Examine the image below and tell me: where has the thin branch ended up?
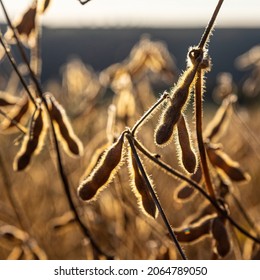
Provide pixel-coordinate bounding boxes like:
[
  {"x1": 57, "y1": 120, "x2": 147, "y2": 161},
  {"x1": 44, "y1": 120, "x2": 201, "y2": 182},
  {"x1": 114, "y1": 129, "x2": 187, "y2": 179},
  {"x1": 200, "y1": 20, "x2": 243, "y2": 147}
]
[
  {"x1": 198, "y1": 0, "x2": 225, "y2": 49},
  {"x1": 0, "y1": 33, "x2": 37, "y2": 107},
  {"x1": 195, "y1": 69, "x2": 216, "y2": 199},
  {"x1": 0, "y1": 0, "x2": 112, "y2": 259},
  {"x1": 0, "y1": 0, "x2": 42, "y2": 97},
  {"x1": 126, "y1": 133, "x2": 188, "y2": 260},
  {"x1": 0, "y1": 108, "x2": 27, "y2": 134},
  {"x1": 79, "y1": 0, "x2": 92, "y2": 5},
  {"x1": 131, "y1": 91, "x2": 169, "y2": 136}
]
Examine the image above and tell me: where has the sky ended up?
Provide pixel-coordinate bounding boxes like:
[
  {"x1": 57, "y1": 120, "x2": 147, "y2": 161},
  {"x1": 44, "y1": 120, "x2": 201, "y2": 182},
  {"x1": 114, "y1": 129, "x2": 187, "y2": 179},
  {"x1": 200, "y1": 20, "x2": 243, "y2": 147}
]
[{"x1": 0, "y1": 0, "x2": 260, "y2": 28}]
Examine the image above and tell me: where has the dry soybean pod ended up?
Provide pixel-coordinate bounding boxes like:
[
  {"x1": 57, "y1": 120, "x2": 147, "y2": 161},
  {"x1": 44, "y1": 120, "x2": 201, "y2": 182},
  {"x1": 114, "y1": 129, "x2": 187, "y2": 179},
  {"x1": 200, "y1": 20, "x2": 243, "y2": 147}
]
[
  {"x1": 78, "y1": 132, "x2": 125, "y2": 201},
  {"x1": 128, "y1": 149, "x2": 157, "y2": 218},
  {"x1": 174, "y1": 166, "x2": 202, "y2": 202},
  {"x1": 211, "y1": 217, "x2": 231, "y2": 258},
  {"x1": 206, "y1": 145, "x2": 250, "y2": 182},
  {"x1": 13, "y1": 105, "x2": 47, "y2": 171},
  {"x1": 204, "y1": 95, "x2": 236, "y2": 141},
  {"x1": 45, "y1": 93, "x2": 83, "y2": 157},
  {"x1": 174, "y1": 215, "x2": 215, "y2": 243},
  {"x1": 155, "y1": 48, "x2": 203, "y2": 146},
  {"x1": 0, "y1": 91, "x2": 19, "y2": 106},
  {"x1": 176, "y1": 113, "x2": 197, "y2": 174},
  {"x1": 0, "y1": 96, "x2": 30, "y2": 133},
  {"x1": 5, "y1": 1, "x2": 37, "y2": 48}
]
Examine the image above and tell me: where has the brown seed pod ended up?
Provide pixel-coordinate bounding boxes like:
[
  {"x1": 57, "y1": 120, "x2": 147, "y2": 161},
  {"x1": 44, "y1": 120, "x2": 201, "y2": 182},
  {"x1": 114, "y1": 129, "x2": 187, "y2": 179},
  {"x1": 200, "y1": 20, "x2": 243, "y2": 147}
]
[
  {"x1": 176, "y1": 114, "x2": 197, "y2": 173},
  {"x1": 13, "y1": 105, "x2": 47, "y2": 171},
  {"x1": 206, "y1": 144, "x2": 250, "y2": 182},
  {"x1": 174, "y1": 166, "x2": 202, "y2": 202},
  {"x1": 155, "y1": 47, "x2": 203, "y2": 146},
  {"x1": 115, "y1": 89, "x2": 136, "y2": 123},
  {"x1": 211, "y1": 217, "x2": 231, "y2": 258},
  {"x1": 0, "y1": 91, "x2": 19, "y2": 107},
  {"x1": 78, "y1": 133, "x2": 125, "y2": 201},
  {"x1": 45, "y1": 93, "x2": 83, "y2": 157},
  {"x1": 0, "y1": 96, "x2": 30, "y2": 134},
  {"x1": 204, "y1": 95, "x2": 236, "y2": 141},
  {"x1": 7, "y1": 246, "x2": 23, "y2": 260},
  {"x1": 128, "y1": 150, "x2": 157, "y2": 218},
  {"x1": 0, "y1": 224, "x2": 29, "y2": 243},
  {"x1": 174, "y1": 214, "x2": 215, "y2": 243},
  {"x1": 37, "y1": 0, "x2": 52, "y2": 14},
  {"x1": 50, "y1": 211, "x2": 75, "y2": 230},
  {"x1": 175, "y1": 185, "x2": 195, "y2": 201},
  {"x1": 5, "y1": 3, "x2": 37, "y2": 48}
]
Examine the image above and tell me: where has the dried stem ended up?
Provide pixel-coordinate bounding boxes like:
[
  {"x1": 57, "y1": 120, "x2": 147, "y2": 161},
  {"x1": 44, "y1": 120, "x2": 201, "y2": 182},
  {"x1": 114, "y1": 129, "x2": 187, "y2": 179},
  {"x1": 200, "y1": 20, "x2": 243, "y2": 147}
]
[
  {"x1": 0, "y1": 108, "x2": 26, "y2": 134},
  {"x1": 126, "y1": 133, "x2": 187, "y2": 260},
  {"x1": 195, "y1": 69, "x2": 216, "y2": 199},
  {"x1": 198, "y1": 0, "x2": 225, "y2": 49},
  {"x1": 132, "y1": 137, "x2": 260, "y2": 244},
  {"x1": 0, "y1": 33, "x2": 37, "y2": 107},
  {"x1": 0, "y1": 0, "x2": 42, "y2": 98},
  {"x1": 131, "y1": 91, "x2": 169, "y2": 136}
]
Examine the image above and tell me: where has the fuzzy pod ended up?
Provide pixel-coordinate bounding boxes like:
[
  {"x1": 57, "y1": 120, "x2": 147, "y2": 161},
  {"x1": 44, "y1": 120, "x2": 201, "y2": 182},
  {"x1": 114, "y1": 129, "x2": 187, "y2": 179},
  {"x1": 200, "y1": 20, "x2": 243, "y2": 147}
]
[
  {"x1": 0, "y1": 96, "x2": 30, "y2": 133},
  {"x1": 13, "y1": 106, "x2": 47, "y2": 171},
  {"x1": 154, "y1": 48, "x2": 203, "y2": 146},
  {"x1": 129, "y1": 150, "x2": 157, "y2": 218},
  {"x1": 45, "y1": 93, "x2": 83, "y2": 157},
  {"x1": 206, "y1": 145, "x2": 250, "y2": 182},
  {"x1": 78, "y1": 133, "x2": 125, "y2": 201},
  {"x1": 174, "y1": 215, "x2": 214, "y2": 243},
  {"x1": 211, "y1": 217, "x2": 231, "y2": 258},
  {"x1": 176, "y1": 114, "x2": 197, "y2": 173}
]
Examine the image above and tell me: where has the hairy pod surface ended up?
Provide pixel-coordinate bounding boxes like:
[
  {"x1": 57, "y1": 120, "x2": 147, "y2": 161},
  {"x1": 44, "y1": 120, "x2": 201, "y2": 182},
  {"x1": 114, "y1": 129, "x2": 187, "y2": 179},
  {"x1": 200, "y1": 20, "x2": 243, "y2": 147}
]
[
  {"x1": 129, "y1": 150, "x2": 157, "y2": 218},
  {"x1": 155, "y1": 48, "x2": 204, "y2": 146},
  {"x1": 78, "y1": 133, "x2": 125, "y2": 201}
]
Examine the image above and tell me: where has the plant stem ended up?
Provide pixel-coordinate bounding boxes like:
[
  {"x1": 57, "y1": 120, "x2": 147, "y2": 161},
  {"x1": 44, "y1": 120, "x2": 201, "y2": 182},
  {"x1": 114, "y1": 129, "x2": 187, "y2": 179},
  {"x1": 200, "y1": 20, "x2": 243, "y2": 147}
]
[
  {"x1": 132, "y1": 137, "x2": 260, "y2": 244},
  {"x1": 0, "y1": 109, "x2": 27, "y2": 134},
  {"x1": 198, "y1": 0, "x2": 225, "y2": 49},
  {"x1": 131, "y1": 91, "x2": 169, "y2": 136},
  {"x1": 126, "y1": 133, "x2": 188, "y2": 260},
  {"x1": 195, "y1": 69, "x2": 216, "y2": 199},
  {"x1": 0, "y1": 34, "x2": 37, "y2": 107},
  {"x1": 0, "y1": 0, "x2": 112, "y2": 259},
  {"x1": 0, "y1": 0, "x2": 42, "y2": 98}
]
